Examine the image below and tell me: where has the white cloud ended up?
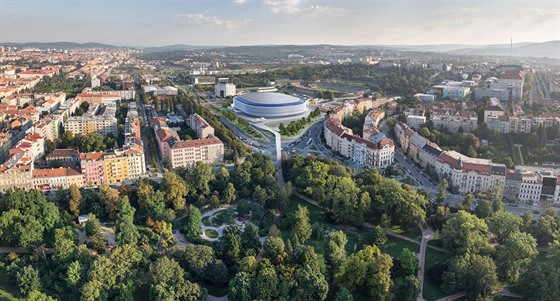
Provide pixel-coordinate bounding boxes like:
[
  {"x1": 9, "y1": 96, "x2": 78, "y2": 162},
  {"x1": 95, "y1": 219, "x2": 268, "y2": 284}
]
[
  {"x1": 518, "y1": 8, "x2": 558, "y2": 25},
  {"x1": 263, "y1": 0, "x2": 346, "y2": 17},
  {"x1": 175, "y1": 13, "x2": 251, "y2": 31},
  {"x1": 234, "y1": 0, "x2": 246, "y2": 4}
]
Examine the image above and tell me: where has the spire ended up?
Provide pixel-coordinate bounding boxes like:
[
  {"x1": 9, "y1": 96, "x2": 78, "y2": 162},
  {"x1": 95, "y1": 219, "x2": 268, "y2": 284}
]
[{"x1": 455, "y1": 157, "x2": 464, "y2": 170}]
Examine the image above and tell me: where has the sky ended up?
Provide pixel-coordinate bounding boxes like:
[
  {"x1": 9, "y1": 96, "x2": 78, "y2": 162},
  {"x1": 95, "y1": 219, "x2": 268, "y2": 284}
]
[{"x1": 0, "y1": 0, "x2": 559, "y2": 47}]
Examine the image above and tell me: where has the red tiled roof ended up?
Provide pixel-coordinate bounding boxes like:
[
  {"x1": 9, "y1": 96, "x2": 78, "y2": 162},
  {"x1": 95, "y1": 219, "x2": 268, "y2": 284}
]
[{"x1": 171, "y1": 137, "x2": 223, "y2": 149}]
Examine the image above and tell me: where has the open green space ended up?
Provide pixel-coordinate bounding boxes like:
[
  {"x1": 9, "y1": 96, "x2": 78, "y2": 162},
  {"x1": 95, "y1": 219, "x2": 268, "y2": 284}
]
[
  {"x1": 205, "y1": 229, "x2": 219, "y2": 238},
  {"x1": 423, "y1": 244, "x2": 452, "y2": 301}
]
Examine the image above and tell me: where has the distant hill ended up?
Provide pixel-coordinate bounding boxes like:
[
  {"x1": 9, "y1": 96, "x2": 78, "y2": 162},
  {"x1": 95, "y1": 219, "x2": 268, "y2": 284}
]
[
  {"x1": 385, "y1": 41, "x2": 560, "y2": 59},
  {"x1": 141, "y1": 44, "x2": 224, "y2": 53},
  {"x1": 0, "y1": 41, "x2": 122, "y2": 49}
]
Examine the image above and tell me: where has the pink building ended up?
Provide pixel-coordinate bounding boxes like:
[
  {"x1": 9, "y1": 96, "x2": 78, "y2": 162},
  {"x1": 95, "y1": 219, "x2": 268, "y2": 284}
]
[{"x1": 80, "y1": 151, "x2": 105, "y2": 186}]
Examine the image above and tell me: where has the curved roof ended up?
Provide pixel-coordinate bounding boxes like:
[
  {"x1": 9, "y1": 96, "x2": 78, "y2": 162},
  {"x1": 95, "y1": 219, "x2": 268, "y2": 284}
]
[{"x1": 235, "y1": 92, "x2": 304, "y2": 107}]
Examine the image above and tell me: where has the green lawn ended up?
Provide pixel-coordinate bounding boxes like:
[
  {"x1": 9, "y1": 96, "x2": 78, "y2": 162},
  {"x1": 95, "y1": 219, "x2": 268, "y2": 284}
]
[
  {"x1": 387, "y1": 225, "x2": 423, "y2": 241},
  {"x1": 423, "y1": 244, "x2": 451, "y2": 301},
  {"x1": 205, "y1": 229, "x2": 219, "y2": 238}
]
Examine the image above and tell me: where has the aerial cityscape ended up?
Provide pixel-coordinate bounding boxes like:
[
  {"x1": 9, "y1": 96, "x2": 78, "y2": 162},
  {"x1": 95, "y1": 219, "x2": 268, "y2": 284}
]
[{"x1": 0, "y1": 1, "x2": 559, "y2": 301}]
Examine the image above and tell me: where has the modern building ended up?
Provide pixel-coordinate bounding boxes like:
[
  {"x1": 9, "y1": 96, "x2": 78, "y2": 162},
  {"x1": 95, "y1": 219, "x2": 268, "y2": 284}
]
[
  {"x1": 214, "y1": 81, "x2": 236, "y2": 98},
  {"x1": 233, "y1": 93, "x2": 307, "y2": 118}
]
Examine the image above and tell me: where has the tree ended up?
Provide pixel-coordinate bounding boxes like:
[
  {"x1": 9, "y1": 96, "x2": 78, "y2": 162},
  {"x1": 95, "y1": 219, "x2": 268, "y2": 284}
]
[
  {"x1": 532, "y1": 213, "x2": 559, "y2": 246},
  {"x1": 324, "y1": 231, "x2": 347, "y2": 279},
  {"x1": 334, "y1": 287, "x2": 354, "y2": 301},
  {"x1": 398, "y1": 248, "x2": 419, "y2": 276},
  {"x1": 28, "y1": 290, "x2": 57, "y2": 301},
  {"x1": 519, "y1": 262, "x2": 559, "y2": 301},
  {"x1": 136, "y1": 177, "x2": 154, "y2": 210},
  {"x1": 85, "y1": 214, "x2": 101, "y2": 236},
  {"x1": 254, "y1": 260, "x2": 279, "y2": 300},
  {"x1": 474, "y1": 199, "x2": 493, "y2": 219},
  {"x1": 223, "y1": 183, "x2": 237, "y2": 204},
  {"x1": 293, "y1": 264, "x2": 329, "y2": 301},
  {"x1": 440, "y1": 211, "x2": 492, "y2": 256},
  {"x1": 291, "y1": 205, "x2": 312, "y2": 243},
  {"x1": 363, "y1": 226, "x2": 387, "y2": 247},
  {"x1": 240, "y1": 223, "x2": 261, "y2": 256},
  {"x1": 16, "y1": 265, "x2": 41, "y2": 296},
  {"x1": 487, "y1": 210, "x2": 522, "y2": 244},
  {"x1": 115, "y1": 196, "x2": 139, "y2": 245},
  {"x1": 436, "y1": 178, "x2": 448, "y2": 203},
  {"x1": 148, "y1": 257, "x2": 206, "y2": 301},
  {"x1": 263, "y1": 236, "x2": 285, "y2": 262},
  {"x1": 163, "y1": 172, "x2": 188, "y2": 210},
  {"x1": 460, "y1": 194, "x2": 474, "y2": 212},
  {"x1": 53, "y1": 227, "x2": 77, "y2": 265},
  {"x1": 100, "y1": 184, "x2": 120, "y2": 220},
  {"x1": 496, "y1": 231, "x2": 538, "y2": 282},
  {"x1": 399, "y1": 275, "x2": 420, "y2": 301},
  {"x1": 228, "y1": 272, "x2": 253, "y2": 301},
  {"x1": 252, "y1": 185, "x2": 268, "y2": 207},
  {"x1": 184, "y1": 205, "x2": 202, "y2": 238},
  {"x1": 335, "y1": 245, "x2": 393, "y2": 300},
  {"x1": 68, "y1": 184, "x2": 82, "y2": 217},
  {"x1": 443, "y1": 254, "x2": 497, "y2": 301}
]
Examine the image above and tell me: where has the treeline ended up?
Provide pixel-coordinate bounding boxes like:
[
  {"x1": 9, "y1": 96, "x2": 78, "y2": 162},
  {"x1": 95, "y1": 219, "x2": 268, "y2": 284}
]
[
  {"x1": 278, "y1": 107, "x2": 321, "y2": 136},
  {"x1": 426, "y1": 194, "x2": 560, "y2": 301},
  {"x1": 283, "y1": 155, "x2": 428, "y2": 229},
  {"x1": 177, "y1": 92, "x2": 252, "y2": 158},
  {"x1": 228, "y1": 64, "x2": 435, "y2": 98},
  {"x1": 32, "y1": 74, "x2": 90, "y2": 98},
  {"x1": 0, "y1": 153, "x2": 286, "y2": 300}
]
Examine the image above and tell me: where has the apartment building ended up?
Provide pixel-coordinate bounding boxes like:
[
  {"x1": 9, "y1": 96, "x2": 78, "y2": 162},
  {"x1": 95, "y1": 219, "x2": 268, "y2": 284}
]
[
  {"x1": 64, "y1": 104, "x2": 118, "y2": 137},
  {"x1": 324, "y1": 107, "x2": 394, "y2": 169},
  {"x1": 169, "y1": 137, "x2": 224, "y2": 168},
  {"x1": 31, "y1": 167, "x2": 83, "y2": 191},
  {"x1": 0, "y1": 153, "x2": 33, "y2": 192},
  {"x1": 190, "y1": 113, "x2": 215, "y2": 138},
  {"x1": 430, "y1": 108, "x2": 478, "y2": 133},
  {"x1": 80, "y1": 151, "x2": 105, "y2": 186}
]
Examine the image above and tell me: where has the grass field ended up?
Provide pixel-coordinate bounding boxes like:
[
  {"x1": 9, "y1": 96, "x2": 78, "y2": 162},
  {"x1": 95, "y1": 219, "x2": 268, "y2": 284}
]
[
  {"x1": 423, "y1": 244, "x2": 452, "y2": 301},
  {"x1": 287, "y1": 196, "x2": 452, "y2": 301},
  {"x1": 205, "y1": 229, "x2": 219, "y2": 238}
]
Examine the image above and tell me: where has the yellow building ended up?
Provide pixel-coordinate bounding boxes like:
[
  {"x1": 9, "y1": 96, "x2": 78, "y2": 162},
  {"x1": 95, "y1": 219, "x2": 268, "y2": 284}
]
[{"x1": 103, "y1": 152, "x2": 129, "y2": 184}]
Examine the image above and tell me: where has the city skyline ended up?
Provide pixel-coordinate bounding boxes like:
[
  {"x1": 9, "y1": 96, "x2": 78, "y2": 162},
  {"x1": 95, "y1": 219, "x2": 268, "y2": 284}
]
[{"x1": 1, "y1": 0, "x2": 559, "y2": 47}]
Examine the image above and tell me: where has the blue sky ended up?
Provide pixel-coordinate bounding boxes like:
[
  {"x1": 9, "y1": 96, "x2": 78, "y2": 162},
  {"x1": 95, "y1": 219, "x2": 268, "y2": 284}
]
[{"x1": 0, "y1": 0, "x2": 558, "y2": 46}]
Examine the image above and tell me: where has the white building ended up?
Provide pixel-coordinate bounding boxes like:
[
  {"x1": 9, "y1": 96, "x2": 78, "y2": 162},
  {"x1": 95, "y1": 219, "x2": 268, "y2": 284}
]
[{"x1": 214, "y1": 82, "x2": 236, "y2": 98}]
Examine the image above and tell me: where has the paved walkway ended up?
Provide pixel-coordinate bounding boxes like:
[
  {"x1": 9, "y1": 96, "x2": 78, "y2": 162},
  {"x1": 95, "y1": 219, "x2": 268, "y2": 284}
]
[
  {"x1": 435, "y1": 291, "x2": 466, "y2": 301},
  {"x1": 417, "y1": 225, "x2": 434, "y2": 301},
  {"x1": 207, "y1": 295, "x2": 228, "y2": 301},
  {"x1": 293, "y1": 191, "x2": 447, "y2": 253},
  {"x1": 0, "y1": 247, "x2": 55, "y2": 254},
  {"x1": 435, "y1": 288, "x2": 523, "y2": 301}
]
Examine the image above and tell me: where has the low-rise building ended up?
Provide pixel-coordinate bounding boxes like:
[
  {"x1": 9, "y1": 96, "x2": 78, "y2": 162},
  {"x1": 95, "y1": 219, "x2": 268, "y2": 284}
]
[
  {"x1": 189, "y1": 113, "x2": 214, "y2": 138},
  {"x1": 31, "y1": 167, "x2": 83, "y2": 192},
  {"x1": 45, "y1": 148, "x2": 80, "y2": 168}
]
